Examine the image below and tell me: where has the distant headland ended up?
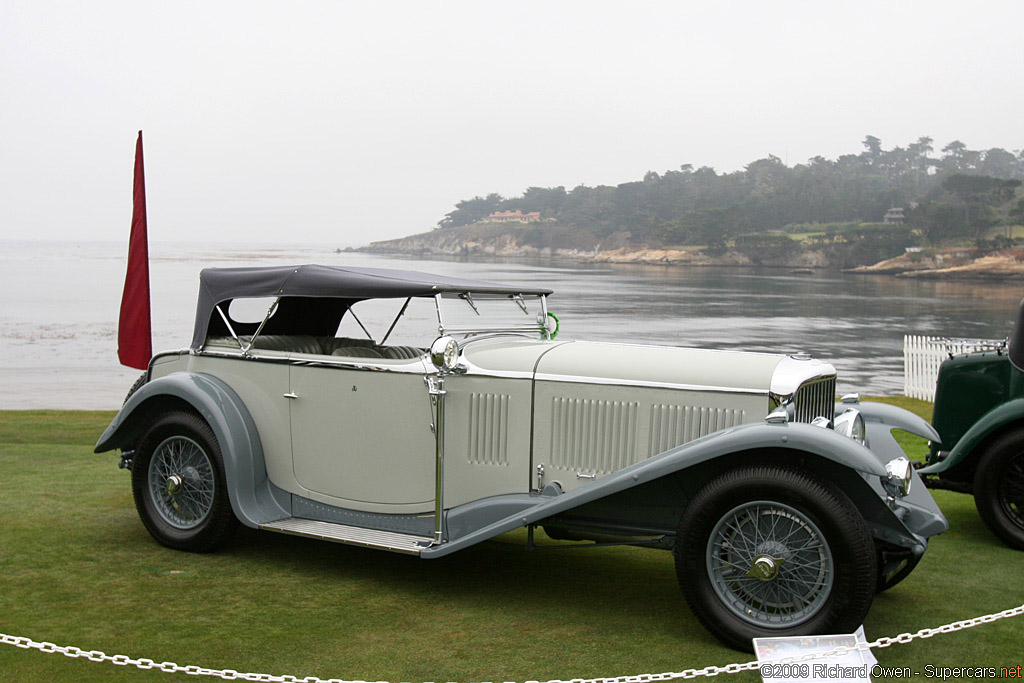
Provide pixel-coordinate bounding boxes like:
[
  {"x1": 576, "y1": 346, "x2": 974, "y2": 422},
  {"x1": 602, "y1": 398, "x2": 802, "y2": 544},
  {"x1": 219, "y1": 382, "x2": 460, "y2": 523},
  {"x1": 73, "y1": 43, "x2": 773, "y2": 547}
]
[{"x1": 354, "y1": 135, "x2": 1024, "y2": 279}]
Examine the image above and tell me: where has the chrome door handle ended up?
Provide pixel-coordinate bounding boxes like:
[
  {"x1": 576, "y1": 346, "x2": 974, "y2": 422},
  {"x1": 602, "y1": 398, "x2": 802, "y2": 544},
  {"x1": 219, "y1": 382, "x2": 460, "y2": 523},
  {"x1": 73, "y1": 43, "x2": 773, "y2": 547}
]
[{"x1": 283, "y1": 392, "x2": 298, "y2": 399}]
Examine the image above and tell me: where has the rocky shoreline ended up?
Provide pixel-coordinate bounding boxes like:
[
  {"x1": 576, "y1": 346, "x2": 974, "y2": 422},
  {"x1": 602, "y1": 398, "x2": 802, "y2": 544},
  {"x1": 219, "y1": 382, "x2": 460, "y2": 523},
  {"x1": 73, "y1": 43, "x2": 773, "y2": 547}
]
[
  {"x1": 846, "y1": 249, "x2": 1024, "y2": 279},
  {"x1": 358, "y1": 227, "x2": 1024, "y2": 280},
  {"x1": 358, "y1": 225, "x2": 832, "y2": 268}
]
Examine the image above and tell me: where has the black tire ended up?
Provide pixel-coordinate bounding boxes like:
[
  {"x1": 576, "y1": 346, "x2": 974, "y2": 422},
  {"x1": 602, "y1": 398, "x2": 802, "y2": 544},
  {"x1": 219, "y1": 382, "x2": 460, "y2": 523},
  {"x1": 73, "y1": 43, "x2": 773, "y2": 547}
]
[
  {"x1": 123, "y1": 372, "x2": 148, "y2": 405},
  {"x1": 973, "y1": 428, "x2": 1024, "y2": 551},
  {"x1": 131, "y1": 411, "x2": 238, "y2": 552},
  {"x1": 674, "y1": 465, "x2": 877, "y2": 652}
]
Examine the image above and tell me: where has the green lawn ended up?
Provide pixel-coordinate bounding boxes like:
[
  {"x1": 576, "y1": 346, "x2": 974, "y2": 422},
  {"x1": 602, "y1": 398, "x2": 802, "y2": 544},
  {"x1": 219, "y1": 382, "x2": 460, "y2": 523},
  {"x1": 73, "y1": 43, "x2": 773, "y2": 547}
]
[{"x1": 0, "y1": 407, "x2": 1021, "y2": 683}]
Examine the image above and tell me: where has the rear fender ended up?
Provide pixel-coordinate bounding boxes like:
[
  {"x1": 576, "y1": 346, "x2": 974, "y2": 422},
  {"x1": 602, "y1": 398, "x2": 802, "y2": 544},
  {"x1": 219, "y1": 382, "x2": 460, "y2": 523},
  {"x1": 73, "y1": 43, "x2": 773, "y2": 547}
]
[{"x1": 94, "y1": 372, "x2": 289, "y2": 528}]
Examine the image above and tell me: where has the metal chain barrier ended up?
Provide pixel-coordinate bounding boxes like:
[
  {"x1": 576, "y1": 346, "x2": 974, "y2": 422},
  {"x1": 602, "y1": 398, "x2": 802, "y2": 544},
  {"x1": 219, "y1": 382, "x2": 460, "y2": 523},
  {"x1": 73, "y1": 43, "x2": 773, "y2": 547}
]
[{"x1": 2, "y1": 602, "x2": 1023, "y2": 682}]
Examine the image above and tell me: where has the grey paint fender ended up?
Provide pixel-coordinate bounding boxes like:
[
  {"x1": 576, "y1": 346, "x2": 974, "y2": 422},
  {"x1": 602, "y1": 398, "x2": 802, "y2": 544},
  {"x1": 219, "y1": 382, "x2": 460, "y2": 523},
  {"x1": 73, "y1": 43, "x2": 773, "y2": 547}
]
[
  {"x1": 423, "y1": 420, "x2": 889, "y2": 558},
  {"x1": 842, "y1": 401, "x2": 940, "y2": 466},
  {"x1": 94, "y1": 372, "x2": 289, "y2": 528},
  {"x1": 852, "y1": 401, "x2": 940, "y2": 441}
]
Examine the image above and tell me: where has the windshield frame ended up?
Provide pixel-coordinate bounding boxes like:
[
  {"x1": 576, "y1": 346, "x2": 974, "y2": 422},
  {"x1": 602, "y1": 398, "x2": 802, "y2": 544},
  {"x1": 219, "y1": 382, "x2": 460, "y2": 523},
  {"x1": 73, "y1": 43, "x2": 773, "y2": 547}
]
[{"x1": 435, "y1": 292, "x2": 550, "y2": 338}]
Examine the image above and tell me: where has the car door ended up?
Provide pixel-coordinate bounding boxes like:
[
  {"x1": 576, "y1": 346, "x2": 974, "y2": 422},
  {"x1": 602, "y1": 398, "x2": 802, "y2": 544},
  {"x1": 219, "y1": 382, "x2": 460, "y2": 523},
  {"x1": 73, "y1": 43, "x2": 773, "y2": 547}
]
[{"x1": 288, "y1": 358, "x2": 436, "y2": 511}]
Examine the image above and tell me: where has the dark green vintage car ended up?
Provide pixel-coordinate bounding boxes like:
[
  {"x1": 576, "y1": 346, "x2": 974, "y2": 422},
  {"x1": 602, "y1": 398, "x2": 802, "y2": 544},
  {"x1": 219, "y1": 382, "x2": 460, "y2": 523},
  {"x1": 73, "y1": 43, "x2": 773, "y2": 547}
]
[{"x1": 920, "y1": 301, "x2": 1024, "y2": 550}]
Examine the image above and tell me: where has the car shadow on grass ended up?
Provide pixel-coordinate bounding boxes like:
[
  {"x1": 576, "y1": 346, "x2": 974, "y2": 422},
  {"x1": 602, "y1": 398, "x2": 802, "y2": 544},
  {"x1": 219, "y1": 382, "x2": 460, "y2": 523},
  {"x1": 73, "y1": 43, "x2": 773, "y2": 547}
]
[{"x1": 219, "y1": 524, "x2": 707, "y2": 641}]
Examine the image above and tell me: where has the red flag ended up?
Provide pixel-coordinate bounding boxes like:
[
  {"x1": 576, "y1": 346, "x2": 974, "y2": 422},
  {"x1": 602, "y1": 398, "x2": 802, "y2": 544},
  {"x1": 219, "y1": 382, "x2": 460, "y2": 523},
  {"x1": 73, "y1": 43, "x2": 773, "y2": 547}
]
[{"x1": 118, "y1": 130, "x2": 153, "y2": 370}]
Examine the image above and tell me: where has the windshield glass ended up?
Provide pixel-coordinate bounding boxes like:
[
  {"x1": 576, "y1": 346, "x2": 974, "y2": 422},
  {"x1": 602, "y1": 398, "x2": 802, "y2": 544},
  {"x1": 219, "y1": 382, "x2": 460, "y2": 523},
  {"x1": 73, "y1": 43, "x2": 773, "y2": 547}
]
[
  {"x1": 437, "y1": 293, "x2": 548, "y2": 337},
  {"x1": 336, "y1": 297, "x2": 439, "y2": 347}
]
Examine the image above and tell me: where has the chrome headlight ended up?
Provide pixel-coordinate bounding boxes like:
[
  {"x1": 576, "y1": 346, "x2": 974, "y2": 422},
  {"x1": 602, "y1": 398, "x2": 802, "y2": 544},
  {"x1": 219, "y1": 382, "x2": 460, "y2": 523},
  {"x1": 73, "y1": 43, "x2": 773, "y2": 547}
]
[
  {"x1": 430, "y1": 336, "x2": 460, "y2": 372},
  {"x1": 833, "y1": 408, "x2": 865, "y2": 445},
  {"x1": 883, "y1": 456, "x2": 913, "y2": 498}
]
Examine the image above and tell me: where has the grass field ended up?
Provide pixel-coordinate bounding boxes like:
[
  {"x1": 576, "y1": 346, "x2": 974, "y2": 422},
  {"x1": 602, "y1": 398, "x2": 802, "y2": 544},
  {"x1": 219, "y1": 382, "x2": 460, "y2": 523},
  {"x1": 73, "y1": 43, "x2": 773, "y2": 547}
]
[{"x1": 1, "y1": 404, "x2": 1022, "y2": 683}]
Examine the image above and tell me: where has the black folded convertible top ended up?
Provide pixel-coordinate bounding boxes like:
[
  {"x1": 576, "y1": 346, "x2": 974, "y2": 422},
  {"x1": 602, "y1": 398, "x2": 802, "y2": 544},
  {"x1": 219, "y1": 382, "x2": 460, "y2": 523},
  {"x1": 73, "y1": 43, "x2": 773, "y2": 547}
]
[{"x1": 191, "y1": 264, "x2": 553, "y2": 350}]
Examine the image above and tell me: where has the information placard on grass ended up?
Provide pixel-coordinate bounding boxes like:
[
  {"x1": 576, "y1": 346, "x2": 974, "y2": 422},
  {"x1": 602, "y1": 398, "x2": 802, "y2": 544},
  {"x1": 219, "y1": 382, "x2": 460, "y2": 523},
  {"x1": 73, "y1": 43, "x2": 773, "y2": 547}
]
[{"x1": 754, "y1": 626, "x2": 876, "y2": 683}]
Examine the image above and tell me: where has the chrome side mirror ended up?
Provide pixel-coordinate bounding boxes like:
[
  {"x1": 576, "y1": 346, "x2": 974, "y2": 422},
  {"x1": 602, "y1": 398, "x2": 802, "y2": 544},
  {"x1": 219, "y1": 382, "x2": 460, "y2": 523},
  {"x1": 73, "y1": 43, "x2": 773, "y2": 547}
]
[{"x1": 430, "y1": 336, "x2": 460, "y2": 373}]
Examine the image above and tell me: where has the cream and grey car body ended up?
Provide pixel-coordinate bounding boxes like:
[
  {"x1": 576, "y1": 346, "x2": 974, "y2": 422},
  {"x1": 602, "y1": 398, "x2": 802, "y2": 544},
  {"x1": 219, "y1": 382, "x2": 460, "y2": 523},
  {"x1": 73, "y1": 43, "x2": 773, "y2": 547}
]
[{"x1": 96, "y1": 264, "x2": 947, "y2": 650}]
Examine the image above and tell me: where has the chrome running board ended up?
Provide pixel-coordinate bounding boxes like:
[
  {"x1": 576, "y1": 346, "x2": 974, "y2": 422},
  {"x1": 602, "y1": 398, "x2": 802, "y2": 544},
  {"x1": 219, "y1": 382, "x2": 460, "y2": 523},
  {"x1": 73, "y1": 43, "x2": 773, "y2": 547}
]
[{"x1": 259, "y1": 518, "x2": 433, "y2": 555}]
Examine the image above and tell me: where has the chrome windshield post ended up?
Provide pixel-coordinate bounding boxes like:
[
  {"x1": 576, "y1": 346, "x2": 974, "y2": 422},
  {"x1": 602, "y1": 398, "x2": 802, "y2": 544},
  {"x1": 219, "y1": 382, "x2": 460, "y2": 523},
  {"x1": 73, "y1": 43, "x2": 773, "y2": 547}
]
[
  {"x1": 347, "y1": 308, "x2": 374, "y2": 342},
  {"x1": 425, "y1": 373, "x2": 447, "y2": 545},
  {"x1": 434, "y1": 293, "x2": 447, "y2": 336},
  {"x1": 214, "y1": 305, "x2": 243, "y2": 351},
  {"x1": 240, "y1": 297, "x2": 279, "y2": 355},
  {"x1": 380, "y1": 297, "x2": 411, "y2": 345}
]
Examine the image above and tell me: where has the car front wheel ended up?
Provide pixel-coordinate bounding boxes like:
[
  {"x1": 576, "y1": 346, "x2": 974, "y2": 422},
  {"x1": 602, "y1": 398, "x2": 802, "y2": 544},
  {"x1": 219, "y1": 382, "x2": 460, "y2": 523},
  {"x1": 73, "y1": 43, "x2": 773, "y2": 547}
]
[
  {"x1": 675, "y1": 465, "x2": 877, "y2": 652},
  {"x1": 973, "y1": 428, "x2": 1024, "y2": 551},
  {"x1": 131, "y1": 411, "x2": 238, "y2": 552}
]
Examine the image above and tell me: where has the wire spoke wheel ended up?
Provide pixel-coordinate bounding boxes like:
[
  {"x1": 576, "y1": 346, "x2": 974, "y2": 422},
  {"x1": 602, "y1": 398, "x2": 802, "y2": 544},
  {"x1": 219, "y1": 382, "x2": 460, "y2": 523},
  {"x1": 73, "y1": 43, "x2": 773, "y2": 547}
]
[
  {"x1": 148, "y1": 436, "x2": 216, "y2": 529},
  {"x1": 132, "y1": 411, "x2": 238, "y2": 553},
  {"x1": 676, "y1": 465, "x2": 876, "y2": 652},
  {"x1": 707, "y1": 501, "x2": 834, "y2": 627}
]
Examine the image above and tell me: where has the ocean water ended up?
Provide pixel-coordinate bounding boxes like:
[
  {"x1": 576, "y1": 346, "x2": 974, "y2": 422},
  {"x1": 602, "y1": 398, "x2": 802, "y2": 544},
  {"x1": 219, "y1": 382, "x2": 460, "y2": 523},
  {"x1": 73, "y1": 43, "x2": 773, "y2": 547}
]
[{"x1": 2, "y1": 240, "x2": 1020, "y2": 409}]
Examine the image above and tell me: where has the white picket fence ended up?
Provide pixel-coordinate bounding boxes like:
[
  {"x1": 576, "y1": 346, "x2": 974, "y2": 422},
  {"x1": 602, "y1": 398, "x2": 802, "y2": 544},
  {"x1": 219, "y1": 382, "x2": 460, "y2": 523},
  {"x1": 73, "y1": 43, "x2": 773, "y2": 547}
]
[{"x1": 903, "y1": 335, "x2": 1006, "y2": 401}]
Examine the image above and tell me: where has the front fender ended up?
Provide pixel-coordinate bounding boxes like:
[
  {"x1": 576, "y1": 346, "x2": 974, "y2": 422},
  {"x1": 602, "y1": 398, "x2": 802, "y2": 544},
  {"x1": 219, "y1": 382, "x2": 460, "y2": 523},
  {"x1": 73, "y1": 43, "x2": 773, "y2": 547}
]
[
  {"x1": 843, "y1": 400, "x2": 940, "y2": 465},
  {"x1": 425, "y1": 420, "x2": 897, "y2": 558},
  {"x1": 919, "y1": 397, "x2": 1024, "y2": 474},
  {"x1": 94, "y1": 372, "x2": 289, "y2": 528}
]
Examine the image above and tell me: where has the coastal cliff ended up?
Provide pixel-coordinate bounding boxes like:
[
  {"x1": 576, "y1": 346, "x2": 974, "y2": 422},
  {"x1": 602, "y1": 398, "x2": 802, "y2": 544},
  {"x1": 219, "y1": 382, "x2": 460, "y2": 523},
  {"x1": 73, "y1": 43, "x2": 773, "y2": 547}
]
[
  {"x1": 359, "y1": 223, "x2": 830, "y2": 268},
  {"x1": 359, "y1": 224, "x2": 1024, "y2": 279}
]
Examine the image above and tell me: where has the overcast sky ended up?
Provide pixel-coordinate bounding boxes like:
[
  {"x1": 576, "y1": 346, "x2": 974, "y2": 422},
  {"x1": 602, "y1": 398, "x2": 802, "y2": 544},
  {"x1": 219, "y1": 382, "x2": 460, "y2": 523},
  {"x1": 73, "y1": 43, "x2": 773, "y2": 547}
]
[{"x1": 2, "y1": 1, "x2": 1022, "y2": 247}]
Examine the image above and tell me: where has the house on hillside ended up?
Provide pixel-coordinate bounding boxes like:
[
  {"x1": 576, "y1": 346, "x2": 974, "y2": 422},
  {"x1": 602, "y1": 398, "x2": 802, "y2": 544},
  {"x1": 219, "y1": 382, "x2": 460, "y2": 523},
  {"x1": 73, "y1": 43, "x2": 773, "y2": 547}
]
[
  {"x1": 884, "y1": 207, "x2": 906, "y2": 224},
  {"x1": 485, "y1": 210, "x2": 542, "y2": 223}
]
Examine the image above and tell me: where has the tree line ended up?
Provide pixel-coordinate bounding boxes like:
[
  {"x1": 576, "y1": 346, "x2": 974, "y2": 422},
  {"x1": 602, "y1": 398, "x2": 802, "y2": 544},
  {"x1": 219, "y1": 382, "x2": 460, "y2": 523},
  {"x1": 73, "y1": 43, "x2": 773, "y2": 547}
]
[{"x1": 437, "y1": 137, "x2": 1024, "y2": 250}]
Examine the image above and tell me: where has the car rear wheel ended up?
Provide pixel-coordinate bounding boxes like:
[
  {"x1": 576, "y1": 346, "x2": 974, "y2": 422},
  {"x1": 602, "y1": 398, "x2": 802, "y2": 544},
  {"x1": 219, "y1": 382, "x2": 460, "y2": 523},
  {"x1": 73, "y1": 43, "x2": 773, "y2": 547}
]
[
  {"x1": 674, "y1": 465, "x2": 877, "y2": 652},
  {"x1": 123, "y1": 372, "x2": 148, "y2": 405},
  {"x1": 131, "y1": 411, "x2": 238, "y2": 552},
  {"x1": 973, "y1": 429, "x2": 1024, "y2": 551}
]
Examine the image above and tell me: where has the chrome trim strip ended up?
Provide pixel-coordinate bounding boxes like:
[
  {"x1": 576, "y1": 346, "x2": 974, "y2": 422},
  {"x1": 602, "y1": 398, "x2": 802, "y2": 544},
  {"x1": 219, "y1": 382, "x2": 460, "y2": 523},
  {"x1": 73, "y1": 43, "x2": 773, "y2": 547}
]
[
  {"x1": 462, "y1": 368, "x2": 534, "y2": 380},
  {"x1": 152, "y1": 349, "x2": 188, "y2": 363},
  {"x1": 533, "y1": 373, "x2": 768, "y2": 396},
  {"x1": 195, "y1": 349, "x2": 431, "y2": 374},
  {"x1": 459, "y1": 332, "x2": 539, "y2": 344},
  {"x1": 444, "y1": 324, "x2": 548, "y2": 335}
]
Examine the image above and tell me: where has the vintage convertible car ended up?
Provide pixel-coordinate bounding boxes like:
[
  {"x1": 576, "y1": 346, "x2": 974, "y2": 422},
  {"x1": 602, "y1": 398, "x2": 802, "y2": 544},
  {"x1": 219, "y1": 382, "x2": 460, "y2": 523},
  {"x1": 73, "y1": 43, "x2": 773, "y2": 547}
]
[
  {"x1": 920, "y1": 298, "x2": 1024, "y2": 551},
  {"x1": 96, "y1": 264, "x2": 947, "y2": 651}
]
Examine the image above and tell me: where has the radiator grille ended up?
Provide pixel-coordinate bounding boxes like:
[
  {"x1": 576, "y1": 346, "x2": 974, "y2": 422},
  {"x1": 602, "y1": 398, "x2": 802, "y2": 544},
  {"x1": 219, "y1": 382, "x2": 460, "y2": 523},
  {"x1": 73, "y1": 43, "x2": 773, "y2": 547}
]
[
  {"x1": 648, "y1": 405, "x2": 745, "y2": 458},
  {"x1": 793, "y1": 378, "x2": 836, "y2": 423},
  {"x1": 550, "y1": 397, "x2": 638, "y2": 474},
  {"x1": 467, "y1": 393, "x2": 510, "y2": 466}
]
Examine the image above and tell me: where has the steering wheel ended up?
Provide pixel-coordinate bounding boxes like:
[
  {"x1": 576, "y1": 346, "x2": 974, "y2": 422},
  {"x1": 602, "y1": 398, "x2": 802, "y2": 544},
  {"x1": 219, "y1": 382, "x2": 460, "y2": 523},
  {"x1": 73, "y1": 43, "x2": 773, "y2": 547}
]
[{"x1": 546, "y1": 312, "x2": 560, "y2": 339}]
